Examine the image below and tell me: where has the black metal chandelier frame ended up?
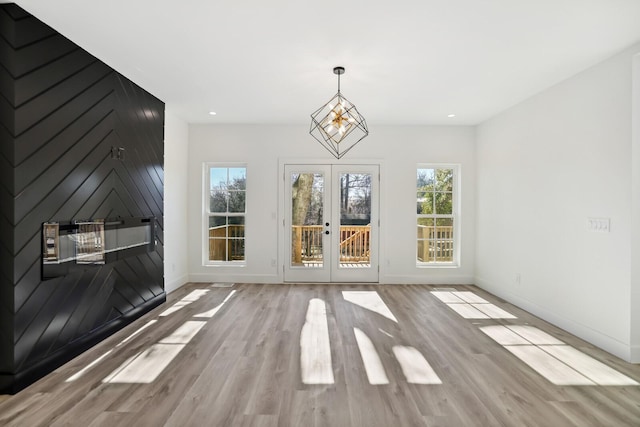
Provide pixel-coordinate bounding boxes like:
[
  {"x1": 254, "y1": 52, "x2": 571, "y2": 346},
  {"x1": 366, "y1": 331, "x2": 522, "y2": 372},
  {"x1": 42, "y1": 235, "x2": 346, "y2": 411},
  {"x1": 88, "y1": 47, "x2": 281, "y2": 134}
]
[{"x1": 309, "y1": 66, "x2": 369, "y2": 159}]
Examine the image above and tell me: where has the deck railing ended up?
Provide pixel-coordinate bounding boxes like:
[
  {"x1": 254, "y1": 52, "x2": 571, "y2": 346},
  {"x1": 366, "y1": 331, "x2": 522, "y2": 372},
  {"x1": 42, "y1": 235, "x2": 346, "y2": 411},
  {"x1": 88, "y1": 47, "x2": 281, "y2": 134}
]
[
  {"x1": 291, "y1": 224, "x2": 371, "y2": 264},
  {"x1": 209, "y1": 225, "x2": 245, "y2": 261},
  {"x1": 291, "y1": 225, "x2": 323, "y2": 264},
  {"x1": 417, "y1": 225, "x2": 453, "y2": 262},
  {"x1": 339, "y1": 226, "x2": 370, "y2": 262},
  {"x1": 210, "y1": 224, "x2": 451, "y2": 264}
]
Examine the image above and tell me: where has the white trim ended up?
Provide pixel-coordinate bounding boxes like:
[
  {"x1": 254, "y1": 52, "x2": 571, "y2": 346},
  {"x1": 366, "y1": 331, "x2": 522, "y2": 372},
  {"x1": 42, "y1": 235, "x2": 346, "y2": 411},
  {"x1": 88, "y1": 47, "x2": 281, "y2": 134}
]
[
  {"x1": 631, "y1": 345, "x2": 640, "y2": 364},
  {"x1": 416, "y1": 263, "x2": 461, "y2": 269},
  {"x1": 189, "y1": 272, "x2": 280, "y2": 283},
  {"x1": 416, "y1": 163, "x2": 461, "y2": 267},
  {"x1": 381, "y1": 274, "x2": 474, "y2": 285},
  {"x1": 278, "y1": 158, "x2": 385, "y2": 284},
  {"x1": 202, "y1": 163, "x2": 247, "y2": 266},
  {"x1": 631, "y1": 52, "x2": 640, "y2": 365},
  {"x1": 330, "y1": 164, "x2": 380, "y2": 283},
  {"x1": 476, "y1": 276, "x2": 633, "y2": 363}
]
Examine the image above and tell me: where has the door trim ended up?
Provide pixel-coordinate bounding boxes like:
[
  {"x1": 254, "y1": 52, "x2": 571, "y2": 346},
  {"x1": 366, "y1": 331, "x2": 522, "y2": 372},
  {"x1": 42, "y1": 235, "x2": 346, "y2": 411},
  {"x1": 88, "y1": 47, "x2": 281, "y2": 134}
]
[{"x1": 279, "y1": 159, "x2": 382, "y2": 283}]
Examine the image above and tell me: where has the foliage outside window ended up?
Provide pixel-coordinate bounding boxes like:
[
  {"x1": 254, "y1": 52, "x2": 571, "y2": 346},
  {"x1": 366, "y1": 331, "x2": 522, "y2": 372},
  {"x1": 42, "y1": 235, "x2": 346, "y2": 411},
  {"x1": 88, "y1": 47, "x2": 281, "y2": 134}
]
[
  {"x1": 417, "y1": 167, "x2": 456, "y2": 264},
  {"x1": 207, "y1": 166, "x2": 246, "y2": 263}
]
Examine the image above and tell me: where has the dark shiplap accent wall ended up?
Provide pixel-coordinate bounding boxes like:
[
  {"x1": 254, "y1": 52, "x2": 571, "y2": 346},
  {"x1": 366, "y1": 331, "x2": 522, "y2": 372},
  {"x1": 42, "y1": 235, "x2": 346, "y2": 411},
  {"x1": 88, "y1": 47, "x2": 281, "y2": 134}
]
[{"x1": 0, "y1": 3, "x2": 165, "y2": 393}]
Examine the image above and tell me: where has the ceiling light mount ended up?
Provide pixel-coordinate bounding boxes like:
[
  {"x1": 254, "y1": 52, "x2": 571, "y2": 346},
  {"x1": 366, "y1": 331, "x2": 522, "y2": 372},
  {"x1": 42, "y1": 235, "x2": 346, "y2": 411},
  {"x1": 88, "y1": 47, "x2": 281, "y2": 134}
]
[{"x1": 310, "y1": 66, "x2": 368, "y2": 159}]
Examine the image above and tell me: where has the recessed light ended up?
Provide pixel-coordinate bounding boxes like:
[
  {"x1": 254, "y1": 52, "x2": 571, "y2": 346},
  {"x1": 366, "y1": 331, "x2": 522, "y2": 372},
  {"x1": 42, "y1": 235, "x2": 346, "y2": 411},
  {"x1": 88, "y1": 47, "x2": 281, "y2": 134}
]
[
  {"x1": 447, "y1": 114, "x2": 456, "y2": 118},
  {"x1": 209, "y1": 111, "x2": 217, "y2": 116}
]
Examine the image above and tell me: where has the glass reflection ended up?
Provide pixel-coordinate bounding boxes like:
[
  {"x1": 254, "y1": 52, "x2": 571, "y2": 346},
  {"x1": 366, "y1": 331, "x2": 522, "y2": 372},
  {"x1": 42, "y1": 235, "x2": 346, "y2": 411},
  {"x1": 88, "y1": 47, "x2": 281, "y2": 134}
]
[
  {"x1": 339, "y1": 173, "x2": 371, "y2": 268},
  {"x1": 290, "y1": 173, "x2": 324, "y2": 268}
]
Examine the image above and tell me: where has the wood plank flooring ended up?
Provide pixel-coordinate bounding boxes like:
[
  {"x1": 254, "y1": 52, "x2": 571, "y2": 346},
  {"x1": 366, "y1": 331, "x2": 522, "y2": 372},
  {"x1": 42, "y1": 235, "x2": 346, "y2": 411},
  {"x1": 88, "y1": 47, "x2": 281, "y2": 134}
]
[{"x1": 1, "y1": 283, "x2": 639, "y2": 426}]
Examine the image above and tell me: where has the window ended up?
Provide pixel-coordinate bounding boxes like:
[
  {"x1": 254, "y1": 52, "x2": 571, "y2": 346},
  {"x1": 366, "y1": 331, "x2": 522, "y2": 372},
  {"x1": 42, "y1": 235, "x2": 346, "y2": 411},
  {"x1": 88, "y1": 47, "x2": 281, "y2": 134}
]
[
  {"x1": 205, "y1": 166, "x2": 246, "y2": 264},
  {"x1": 416, "y1": 166, "x2": 458, "y2": 265}
]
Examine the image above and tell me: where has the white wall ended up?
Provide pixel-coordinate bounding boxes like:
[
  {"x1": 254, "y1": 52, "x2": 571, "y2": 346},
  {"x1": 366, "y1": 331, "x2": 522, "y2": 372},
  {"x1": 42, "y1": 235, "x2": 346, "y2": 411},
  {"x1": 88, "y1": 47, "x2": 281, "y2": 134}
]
[
  {"x1": 476, "y1": 44, "x2": 640, "y2": 361},
  {"x1": 163, "y1": 107, "x2": 190, "y2": 293},
  {"x1": 188, "y1": 124, "x2": 475, "y2": 285}
]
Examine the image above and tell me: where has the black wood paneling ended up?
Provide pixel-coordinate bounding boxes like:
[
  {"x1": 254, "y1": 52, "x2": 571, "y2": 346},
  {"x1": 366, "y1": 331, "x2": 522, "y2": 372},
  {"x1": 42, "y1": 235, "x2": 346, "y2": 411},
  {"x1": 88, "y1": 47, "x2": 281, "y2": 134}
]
[
  {"x1": 0, "y1": 3, "x2": 165, "y2": 393},
  {"x1": 0, "y1": 3, "x2": 19, "y2": 380}
]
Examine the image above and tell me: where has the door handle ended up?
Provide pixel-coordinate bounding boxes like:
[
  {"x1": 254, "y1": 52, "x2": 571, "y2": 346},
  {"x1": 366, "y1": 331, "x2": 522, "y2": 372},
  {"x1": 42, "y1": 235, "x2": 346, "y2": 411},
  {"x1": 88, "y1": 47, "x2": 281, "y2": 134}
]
[
  {"x1": 325, "y1": 230, "x2": 330, "y2": 235},
  {"x1": 325, "y1": 222, "x2": 330, "y2": 227}
]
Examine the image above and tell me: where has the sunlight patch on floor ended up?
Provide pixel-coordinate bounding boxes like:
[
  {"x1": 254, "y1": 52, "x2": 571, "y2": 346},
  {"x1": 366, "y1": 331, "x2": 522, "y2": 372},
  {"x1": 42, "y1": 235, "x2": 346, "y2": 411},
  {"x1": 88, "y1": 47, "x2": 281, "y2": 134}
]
[
  {"x1": 378, "y1": 328, "x2": 394, "y2": 338},
  {"x1": 479, "y1": 325, "x2": 529, "y2": 345},
  {"x1": 65, "y1": 350, "x2": 113, "y2": 382},
  {"x1": 472, "y1": 303, "x2": 516, "y2": 319},
  {"x1": 430, "y1": 291, "x2": 464, "y2": 303},
  {"x1": 504, "y1": 325, "x2": 564, "y2": 345},
  {"x1": 431, "y1": 291, "x2": 516, "y2": 319},
  {"x1": 480, "y1": 325, "x2": 639, "y2": 386},
  {"x1": 67, "y1": 286, "x2": 234, "y2": 385},
  {"x1": 342, "y1": 291, "x2": 398, "y2": 323},
  {"x1": 159, "y1": 321, "x2": 207, "y2": 344},
  {"x1": 392, "y1": 346, "x2": 442, "y2": 384},
  {"x1": 103, "y1": 321, "x2": 206, "y2": 384},
  {"x1": 194, "y1": 290, "x2": 237, "y2": 318},
  {"x1": 65, "y1": 320, "x2": 159, "y2": 382},
  {"x1": 300, "y1": 298, "x2": 334, "y2": 385},
  {"x1": 540, "y1": 345, "x2": 639, "y2": 386},
  {"x1": 505, "y1": 345, "x2": 596, "y2": 386},
  {"x1": 159, "y1": 289, "x2": 210, "y2": 317},
  {"x1": 452, "y1": 291, "x2": 489, "y2": 304},
  {"x1": 102, "y1": 344, "x2": 185, "y2": 384},
  {"x1": 446, "y1": 303, "x2": 490, "y2": 319},
  {"x1": 353, "y1": 328, "x2": 389, "y2": 385},
  {"x1": 116, "y1": 320, "x2": 158, "y2": 347}
]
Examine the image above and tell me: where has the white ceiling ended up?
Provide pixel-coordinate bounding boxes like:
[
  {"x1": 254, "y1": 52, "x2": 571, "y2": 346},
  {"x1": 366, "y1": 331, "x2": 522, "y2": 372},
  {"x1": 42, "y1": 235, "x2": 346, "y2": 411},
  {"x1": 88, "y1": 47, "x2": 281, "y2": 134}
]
[{"x1": 11, "y1": 0, "x2": 640, "y2": 125}]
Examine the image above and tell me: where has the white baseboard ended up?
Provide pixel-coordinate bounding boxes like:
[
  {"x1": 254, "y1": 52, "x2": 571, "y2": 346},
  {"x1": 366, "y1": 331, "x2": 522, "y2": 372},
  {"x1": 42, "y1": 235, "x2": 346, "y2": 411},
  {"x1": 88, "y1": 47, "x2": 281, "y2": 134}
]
[
  {"x1": 165, "y1": 274, "x2": 189, "y2": 294},
  {"x1": 476, "y1": 277, "x2": 633, "y2": 363},
  {"x1": 380, "y1": 274, "x2": 475, "y2": 285},
  {"x1": 189, "y1": 273, "x2": 474, "y2": 285},
  {"x1": 631, "y1": 345, "x2": 640, "y2": 364},
  {"x1": 188, "y1": 273, "x2": 281, "y2": 284}
]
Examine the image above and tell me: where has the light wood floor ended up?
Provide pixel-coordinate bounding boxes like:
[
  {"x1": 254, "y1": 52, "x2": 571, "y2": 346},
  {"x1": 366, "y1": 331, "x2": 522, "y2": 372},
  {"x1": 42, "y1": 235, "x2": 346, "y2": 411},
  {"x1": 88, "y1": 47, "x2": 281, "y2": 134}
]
[{"x1": 1, "y1": 283, "x2": 639, "y2": 426}]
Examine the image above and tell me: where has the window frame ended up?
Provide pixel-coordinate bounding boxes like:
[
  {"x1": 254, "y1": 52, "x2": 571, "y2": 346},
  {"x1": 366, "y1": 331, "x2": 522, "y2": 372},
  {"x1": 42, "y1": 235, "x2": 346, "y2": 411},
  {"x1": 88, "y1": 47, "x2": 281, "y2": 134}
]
[
  {"x1": 416, "y1": 164, "x2": 460, "y2": 267},
  {"x1": 203, "y1": 163, "x2": 247, "y2": 266}
]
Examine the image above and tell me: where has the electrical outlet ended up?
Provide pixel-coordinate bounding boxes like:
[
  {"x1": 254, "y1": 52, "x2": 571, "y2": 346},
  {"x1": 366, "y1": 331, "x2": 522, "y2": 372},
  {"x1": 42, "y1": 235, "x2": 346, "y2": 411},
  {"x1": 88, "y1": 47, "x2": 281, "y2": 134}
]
[{"x1": 587, "y1": 217, "x2": 610, "y2": 232}]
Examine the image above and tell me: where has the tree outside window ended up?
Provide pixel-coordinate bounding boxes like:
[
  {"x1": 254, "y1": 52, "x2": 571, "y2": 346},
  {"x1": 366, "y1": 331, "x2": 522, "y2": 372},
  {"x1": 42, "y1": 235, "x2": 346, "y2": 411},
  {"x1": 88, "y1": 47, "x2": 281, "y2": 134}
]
[
  {"x1": 417, "y1": 167, "x2": 456, "y2": 263},
  {"x1": 207, "y1": 166, "x2": 246, "y2": 263}
]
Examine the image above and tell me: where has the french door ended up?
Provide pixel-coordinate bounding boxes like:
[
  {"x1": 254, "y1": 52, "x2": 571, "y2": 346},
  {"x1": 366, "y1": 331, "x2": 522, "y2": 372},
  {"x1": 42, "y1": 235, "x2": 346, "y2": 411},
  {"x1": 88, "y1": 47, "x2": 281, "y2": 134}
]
[{"x1": 284, "y1": 164, "x2": 379, "y2": 282}]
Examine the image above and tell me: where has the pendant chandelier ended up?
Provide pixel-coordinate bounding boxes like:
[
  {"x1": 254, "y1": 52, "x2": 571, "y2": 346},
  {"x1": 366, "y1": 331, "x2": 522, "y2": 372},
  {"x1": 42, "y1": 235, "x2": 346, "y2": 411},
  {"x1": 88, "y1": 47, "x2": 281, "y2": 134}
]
[{"x1": 309, "y1": 66, "x2": 369, "y2": 159}]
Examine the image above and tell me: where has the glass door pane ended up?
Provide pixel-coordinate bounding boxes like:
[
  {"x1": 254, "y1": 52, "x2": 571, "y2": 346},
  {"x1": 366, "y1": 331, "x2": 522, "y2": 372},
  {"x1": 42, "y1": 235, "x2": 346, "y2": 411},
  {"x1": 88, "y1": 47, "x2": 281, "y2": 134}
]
[
  {"x1": 331, "y1": 165, "x2": 379, "y2": 283},
  {"x1": 290, "y1": 173, "x2": 325, "y2": 268},
  {"x1": 338, "y1": 173, "x2": 372, "y2": 269}
]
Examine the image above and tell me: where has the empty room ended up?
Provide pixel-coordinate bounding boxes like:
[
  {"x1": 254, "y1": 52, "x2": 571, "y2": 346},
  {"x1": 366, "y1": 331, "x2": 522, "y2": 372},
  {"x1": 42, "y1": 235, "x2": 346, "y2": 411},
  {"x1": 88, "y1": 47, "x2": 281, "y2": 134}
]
[{"x1": 1, "y1": 1, "x2": 640, "y2": 426}]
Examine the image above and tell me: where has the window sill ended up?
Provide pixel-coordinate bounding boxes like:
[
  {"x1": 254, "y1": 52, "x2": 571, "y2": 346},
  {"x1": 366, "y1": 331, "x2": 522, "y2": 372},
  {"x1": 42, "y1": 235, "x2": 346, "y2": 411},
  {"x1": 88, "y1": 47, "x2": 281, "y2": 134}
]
[
  {"x1": 204, "y1": 262, "x2": 246, "y2": 268},
  {"x1": 416, "y1": 263, "x2": 459, "y2": 269}
]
